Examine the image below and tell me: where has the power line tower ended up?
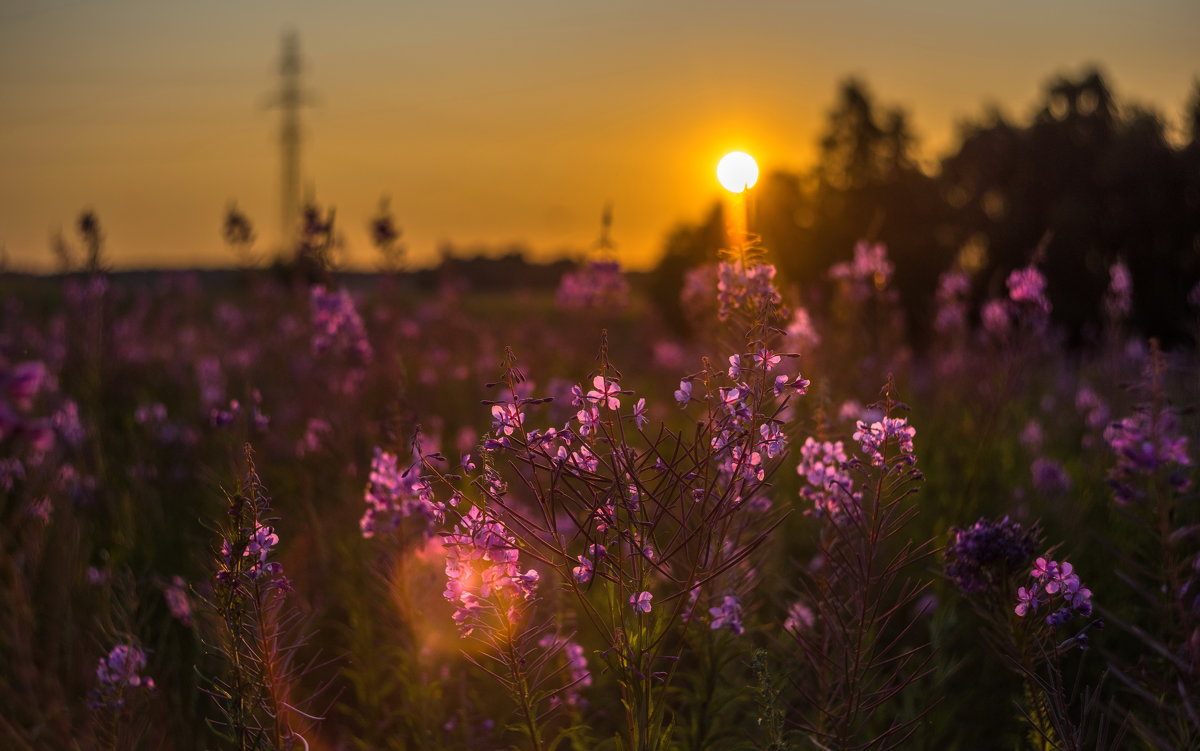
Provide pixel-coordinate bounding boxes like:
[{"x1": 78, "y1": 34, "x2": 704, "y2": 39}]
[{"x1": 266, "y1": 31, "x2": 313, "y2": 250}]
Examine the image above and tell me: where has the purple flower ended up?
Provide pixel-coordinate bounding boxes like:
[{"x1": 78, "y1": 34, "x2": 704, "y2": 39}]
[
  {"x1": 572, "y1": 556, "x2": 594, "y2": 584},
  {"x1": 853, "y1": 416, "x2": 916, "y2": 467},
  {"x1": 94, "y1": 644, "x2": 155, "y2": 707},
  {"x1": 630, "y1": 590, "x2": 653, "y2": 614},
  {"x1": 556, "y1": 260, "x2": 631, "y2": 310},
  {"x1": 1031, "y1": 458, "x2": 1072, "y2": 496},
  {"x1": 633, "y1": 397, "x2": 648, "y2": 430},
  {"x1": 674, "y1": 379, "x2": 692, "y2": 407},
  {"x1": 1015, "y1": 585, "x2": 1040, "y2": 616},
  {"x1": 360, "y1": 447, "x2": 443, "y2": 539},
  {"x1": 1104, "y1": 260, "x2": 1133, "y2": 319},
  {"x1": 491, "y1": 403, "x2": 524, "y2": 436},
  {"x1": 310, "y1": 285, "x2": 373, "y2": 363},
  {"x1": 164, "y1": 576, "x2": 192, "y2": 626},
  {"x1": 1017, "y1": 556, "x2": 1094, "y2": 625},
  {"x1": 708, "y1": 595, "x2": 745, "y2": 635},
  {"x1": 945, "y1": 516, "x2": 1038, "y2": 594}
]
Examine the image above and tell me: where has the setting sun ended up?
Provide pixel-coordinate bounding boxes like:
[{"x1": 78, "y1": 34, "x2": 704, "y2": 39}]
[{"x1": 716, "y1": 151, "x2": 759, "y2": 194}]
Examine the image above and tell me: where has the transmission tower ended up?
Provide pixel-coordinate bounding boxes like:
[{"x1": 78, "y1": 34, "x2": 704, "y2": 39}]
[{"x1": 266, "y1": 31, "x2": 313, "y2": 250}]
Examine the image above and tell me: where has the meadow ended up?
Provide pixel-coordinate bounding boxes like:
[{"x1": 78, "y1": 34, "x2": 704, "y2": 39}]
[{"x1": 0, "y1": 232, "x2": 1196, "y2": 751}]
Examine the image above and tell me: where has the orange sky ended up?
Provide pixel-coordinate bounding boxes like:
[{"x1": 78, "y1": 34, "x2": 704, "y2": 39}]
[{"x1": 1, "y1": 1, "x2": 1197, "y2": 272}]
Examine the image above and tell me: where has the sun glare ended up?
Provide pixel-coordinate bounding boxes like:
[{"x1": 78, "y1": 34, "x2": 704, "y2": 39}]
[{"x1": 716, "y1": 151, "x2": 759, "y2": 193}]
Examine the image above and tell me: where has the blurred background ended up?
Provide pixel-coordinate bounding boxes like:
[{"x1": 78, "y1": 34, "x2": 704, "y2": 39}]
[{"x1": 2, "y1": 0, "x2": 1199, "y2": 338}]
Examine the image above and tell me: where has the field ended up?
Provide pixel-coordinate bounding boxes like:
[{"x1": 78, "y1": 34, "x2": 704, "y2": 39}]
[{"x1": 1, "y1": 243, "x2": 1196, "y2": 751}]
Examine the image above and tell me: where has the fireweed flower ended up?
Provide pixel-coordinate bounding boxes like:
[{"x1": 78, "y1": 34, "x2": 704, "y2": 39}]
[
  {"x1": 1031, "y1": 457, "x2": 1072, "y2": 495},
  {"x1": 758, "y1": 422, "x2": 787, "y2": 459},
  {"x1": 708, "y1": 595, "x2": 745, "y2": 635},
  {"x1": 716, "y1": 259, "x2": 783, "y2": 321},
  {"x1": 630, "y1": 591, "x2": 653, "y2": 614},
  {"x1": 632, "y1": 398, "x2": 648, "y2": 429},
  {"x1": 96, "y1": 645, "x2": 154, "y2": 691},
  {"x1": 728, "y1": 354, "x2": 742, "y2": 379},
  {"x1": 674, "y1": 379, "x2": 692, "y2": 407},
  {"x1": 830, "y1": 241, "x2": 895, "y2": 302},
  {"x1": 442, "y1": 505, "x2": 539, "y2": 637},
  {"x1": 853, "y1": 417, "x2": 916, "y2": 467},
  {"x1": 784, "y1": 600, "x2": 816, "y2": 634},
  {"x1": 1104, "y1": 403, "x2": 1191, "y2": 504},
  {"x1": 360, "y1": 447, "x2": 443, "y2": 539},
  {"x1": 753, "y1": 348, "x2": 782, "y2": 371},
  {"x1": 555, "y1": 260, "x2": 631, "y2": 311},
  {"x1": 980, "y1": 299, "x2": 1012, "y2": 339},
  {"x1": 572, "y1": 555, "x2": 594, "y2": 584},
  {"x1": 934, "y1": 270, "x2": 971, "y2": 335},
  {"x1": 1016, "y1": 557, "x2": 1093, "y2": 624},
  {"x1": 309, "y1": 285, "x2": 373, "y2": 363},
  {"x1": 586, "y1": 376, "x2": 621, "y2": 410},
  {"x1": 1104, "y1": 260, "x2": 1133, "y2": 319},
  {"x1": 1006, "y1": 265, "x2": 1051, "y2": 314},
  {"x1": 796, "y1": 437, "x2": 861, "y2": 521},
  {"x1": 945, "y1": 516, "x2": 1038, "y2": 594},
  {"x1": 786, "y1": 306, "x2": 821, "y2": 350},
  {"x1": 491, "y1": 402, "x2": 524, "y2": 436},
  {"x1": 164, "y1": 576, "x2": 192, "y2": 625}
]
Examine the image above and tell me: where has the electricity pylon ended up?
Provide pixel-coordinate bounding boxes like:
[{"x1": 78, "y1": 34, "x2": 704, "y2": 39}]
[{"x1": 266, "y1": 31, "x2": 313, "y2": 251}]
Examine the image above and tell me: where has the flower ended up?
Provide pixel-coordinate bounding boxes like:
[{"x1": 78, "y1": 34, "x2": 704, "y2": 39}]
[
  {"x1": 630, "y1": 590, "x2": 653, "y2": 614},
  {"x1": 633, "y1": 397, "x2": 648, "y2": 429},
  {"x1": 853, "y1": 417, "x2": 917, "y2": 467},
  {"x1": 587, "y1": 376, "x2": 621, "y2": 410},
  {"x1": 1006, "y1": 265, "x2": 1051, "y2": 314},
  {"x1": 674, "y1": 379, "x2": 692, "y2": 407},
  {"x1": 945, "y1": 516, "x2": 1037, "y2": 594},
  {"x1": 1015, "y1": 557, "x2": 1093, "y2": 625},
  {"x1": 708, "y1": 595, "x2": 744, "y2": 635}
]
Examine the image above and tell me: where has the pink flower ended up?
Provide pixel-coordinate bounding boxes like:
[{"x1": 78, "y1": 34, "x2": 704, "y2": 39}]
[{"x1": 587, "y1": 376, "x2": 621, "y2": 410}]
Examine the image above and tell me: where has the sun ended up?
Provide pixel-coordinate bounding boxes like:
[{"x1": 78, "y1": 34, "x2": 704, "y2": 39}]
[{"x1": 716, "y1": 151, "x2": 759, "y2": 193}]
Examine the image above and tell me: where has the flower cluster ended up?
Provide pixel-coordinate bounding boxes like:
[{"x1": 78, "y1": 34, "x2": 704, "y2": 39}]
[
  {"x1": 0, "y1": 360, "x2": 55, "y2": 455},
  {"x1": 556, "y1": 260, "x2": 631, "y2": 311},
  {"x1": 1104, "y1": 405, "x2": 1191, "y2": 504},
  {"x1": 1104, "y1": 260, "x2": 1133, "y2": 320},
  {"x1": 1006, "y1": 265, "x2": 1051, "y2": 314},
  {"x1": 1015, "y1": 557, "x2": 1093, "y2": 627},
  {"x1": 442, "y1": 505, "x2": 540, "y2": 636},
  {"x1": 164, "y1": 576, "x2": 192, "y2": 625},
  {"x1": 830, "y1": 241, "x2": 895, "y2": 303},
  {"x1": 945, "y1": 516, "x2": 1038, "y2": 594},
  {"x1": 216, "y1": 518, "x2": 289, "y2": 595},
  {"x1": 91, "y1": 644, "x2": 154, "y2": 708},
  {"x1": 716, "y1": 259, "x2": 782, "y2": 321},
  {"x1": 853, "y1": 416, "x2": 916, "y2": 467},
  {"x1": 360, "y1": 446, "x2": 443, "y2": 539},
  {"x1": 786, "y1": 306, "x2": 821, "y2": 350},
  {"x1": 796, "y1": 437, "x2": 860, "y2": 520},
  {"x1": 934, "y1": 270, "x2": 971, "y2": 335},
  {"x1": 1031, "y1": 457, "x2": 1072, "y2": 496},
  {"x1": 310, "y1": 285, "x2": 373, "y2": 363}
]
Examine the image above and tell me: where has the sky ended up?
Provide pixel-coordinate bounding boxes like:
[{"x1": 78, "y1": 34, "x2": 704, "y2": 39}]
[{"x1": 1, "y1": 0, "x2": 1197, "y2": 272}]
